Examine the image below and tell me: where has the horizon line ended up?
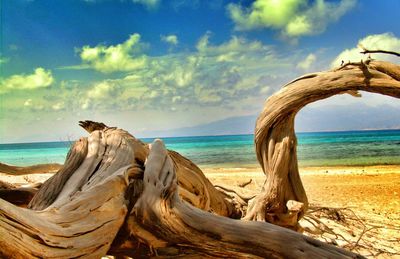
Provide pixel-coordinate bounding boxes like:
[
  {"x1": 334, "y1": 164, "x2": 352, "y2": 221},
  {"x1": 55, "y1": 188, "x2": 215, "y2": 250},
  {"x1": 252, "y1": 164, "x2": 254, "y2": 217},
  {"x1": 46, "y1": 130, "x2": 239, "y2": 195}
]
[{"x1": 1, "y1": 128, "x2": 400, "y2": 145}]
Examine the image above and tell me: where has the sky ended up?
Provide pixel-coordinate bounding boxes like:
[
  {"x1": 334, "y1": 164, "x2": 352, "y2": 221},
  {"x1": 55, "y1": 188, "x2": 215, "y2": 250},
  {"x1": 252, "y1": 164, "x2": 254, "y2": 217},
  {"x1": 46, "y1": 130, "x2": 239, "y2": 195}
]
[{"x1": 1, "y1": 0, "x2": 400, "y2": 143}]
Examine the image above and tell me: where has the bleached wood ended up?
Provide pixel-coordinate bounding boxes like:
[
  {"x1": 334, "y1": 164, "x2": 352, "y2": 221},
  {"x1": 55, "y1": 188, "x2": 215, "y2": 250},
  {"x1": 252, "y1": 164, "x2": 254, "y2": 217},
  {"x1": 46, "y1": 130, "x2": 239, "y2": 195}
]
[
  {"x1": 0, "y1": 128, "x2": 141, "y2": 258},
  {"x1": 249, "y1": 60, "x2": 400, "y2": 228},
  {"x1": 0, "y1": 125, "x2": 237, "y2": 258},
  {"x1": 130, "y1": 139, "x2": 363, "y2": 258}
]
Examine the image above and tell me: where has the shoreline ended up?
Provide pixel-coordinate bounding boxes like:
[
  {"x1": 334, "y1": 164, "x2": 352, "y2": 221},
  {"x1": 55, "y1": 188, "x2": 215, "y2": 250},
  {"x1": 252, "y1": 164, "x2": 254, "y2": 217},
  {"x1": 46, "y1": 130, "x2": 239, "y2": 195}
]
[
  {"x1": 201, "y1": 164, "x2": 400, "y2": 176},
  {"x1": 0, "y1": 164, "x2": 399, "y2": 187}
]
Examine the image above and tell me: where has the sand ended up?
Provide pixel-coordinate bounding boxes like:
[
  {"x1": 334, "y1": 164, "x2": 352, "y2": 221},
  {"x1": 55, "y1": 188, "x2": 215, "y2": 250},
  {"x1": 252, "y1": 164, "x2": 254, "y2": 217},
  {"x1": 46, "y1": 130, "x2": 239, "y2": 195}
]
[
  {"x1": 1, "y1": 164, "x2": 399, "y2": 257},
  {"x1": 203, "y1": 165, "x2": 400, "y2": 219},
  {"x1": 203, "y1": 165, "x2": 400, "y2": 258}
]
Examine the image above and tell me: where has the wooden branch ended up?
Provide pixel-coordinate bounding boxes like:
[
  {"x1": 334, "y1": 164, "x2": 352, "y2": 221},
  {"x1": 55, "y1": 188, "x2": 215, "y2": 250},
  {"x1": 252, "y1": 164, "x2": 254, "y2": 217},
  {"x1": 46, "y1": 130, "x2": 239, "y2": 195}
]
[
  {"x1": 79, "y1": 120, "x2": 110, "y2": 133},
  {"x1": 238, "y1": 178, "x2": 252, "y2": 188},
  {"x1": 168, "y1": 149, "x2": 240, "y2": 217},
  {"x1": 214, "y1": 184, "x2": 255, "y2": 201},
  {"x1": 358, "y1": 45, "x2": 400, "y2": 57},
  {"x1": 130, "y1": 140, "x2": 364, "y2": 258}
]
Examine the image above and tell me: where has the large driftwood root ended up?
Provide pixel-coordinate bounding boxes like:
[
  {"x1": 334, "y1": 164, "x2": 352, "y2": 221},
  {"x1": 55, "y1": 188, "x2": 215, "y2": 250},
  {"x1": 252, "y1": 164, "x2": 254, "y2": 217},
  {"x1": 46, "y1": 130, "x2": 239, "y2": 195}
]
[
  {"x1": 0, "y1": 126, "x2": 363, "y2": 258},
  {"x1": 0, "y1": 126, "x2": 238, "y2": 258},
  {"x1": 249, "y1": 60, "x2": 400, "y2": 229},
  {"x1": 129, "y1": 139, "x2": 363, "y2": 258},
  {"x1": 0, "y1": 128, "x2": 142, "y2": 258}
]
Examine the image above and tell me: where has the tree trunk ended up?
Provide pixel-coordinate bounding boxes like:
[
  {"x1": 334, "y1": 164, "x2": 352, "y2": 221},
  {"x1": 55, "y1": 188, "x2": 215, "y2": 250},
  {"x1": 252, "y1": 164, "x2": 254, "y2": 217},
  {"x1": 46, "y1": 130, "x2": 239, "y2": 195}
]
[{"x1": 1, "y1": 60, "x2": 399, "y2": 257}]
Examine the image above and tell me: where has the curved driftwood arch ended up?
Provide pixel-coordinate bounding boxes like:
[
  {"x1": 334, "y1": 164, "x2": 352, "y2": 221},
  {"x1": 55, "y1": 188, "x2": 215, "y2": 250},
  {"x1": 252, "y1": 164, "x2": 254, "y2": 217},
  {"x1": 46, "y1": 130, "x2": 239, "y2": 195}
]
[
  {"x1": 248, "y1": 60, "x2": 400, "y2": 229},
  {"x1": 0, "y1": 60, "x2": 399, "y2": 257}
]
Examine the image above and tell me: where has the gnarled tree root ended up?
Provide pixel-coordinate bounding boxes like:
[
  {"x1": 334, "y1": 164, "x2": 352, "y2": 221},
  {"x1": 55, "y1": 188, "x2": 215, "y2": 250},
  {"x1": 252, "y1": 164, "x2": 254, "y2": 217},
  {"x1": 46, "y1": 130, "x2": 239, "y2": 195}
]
[
  {"x1": 129, "y1": 140, "x2": 363, "y2": 258},
  {"x1": 0, "y1": 127, "x2": 364, "y2": 258}
]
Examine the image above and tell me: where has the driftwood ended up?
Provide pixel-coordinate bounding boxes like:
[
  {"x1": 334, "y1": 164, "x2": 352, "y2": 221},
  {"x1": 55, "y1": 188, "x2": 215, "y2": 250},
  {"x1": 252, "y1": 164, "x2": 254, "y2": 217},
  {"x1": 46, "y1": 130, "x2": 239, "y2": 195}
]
[
  {"x1": 0, "y1": 60, "x2": 399, "y2": 257},
  {"x1": 247, "y1": 60, "x2": 400, "y2": 229},
  {"x1": 0, "y1": 162, "x2": 61, "y2": 175},
  {"x1": 0, "y1": 132, "x2": 360, "y2": 258},
  {"x1": 358, "y1": 45, "x2": 400, "y2": 57}
]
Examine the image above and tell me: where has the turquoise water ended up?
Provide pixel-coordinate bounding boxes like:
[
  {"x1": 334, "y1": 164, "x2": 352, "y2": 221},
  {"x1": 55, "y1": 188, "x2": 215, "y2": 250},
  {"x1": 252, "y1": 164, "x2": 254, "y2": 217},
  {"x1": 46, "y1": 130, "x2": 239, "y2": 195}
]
[{"x1": 1, "y1": 130, "x2": 400, "y2": 167}]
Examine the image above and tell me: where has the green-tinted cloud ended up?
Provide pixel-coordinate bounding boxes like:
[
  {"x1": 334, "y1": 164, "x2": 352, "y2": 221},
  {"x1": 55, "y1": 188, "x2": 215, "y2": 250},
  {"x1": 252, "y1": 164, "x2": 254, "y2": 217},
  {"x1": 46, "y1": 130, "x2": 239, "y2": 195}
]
[
  {"x1": 161, "y1": 34, "x2": 179, "y2": 45},
  {"x1": 297, "y1": 53, "x2": 316, "y2": 70},
  {"x1": 0, "y1": 56, "x2": 9, "y2": 64},
  {"x1": 81, "y1": 80, "x2": 126, "y2": 110},
  {"x1": 2, "y1": 33, "x2": 306, "y2": 120},
  {"x1": 132, "y1": 0, "x2": 160, "y2": 9},
  {"x1": 76, "y1": 34, "x2": 148, "y2": 73},
  {"x1": 227, "y1": 0, "x2": 356, "y2": 39},
  {"x1": 0, "y1": 68, "x2": 54, "y2": 94},
  {"x1": 125, "y1": 33, "x2": 292, "y2": 108}
]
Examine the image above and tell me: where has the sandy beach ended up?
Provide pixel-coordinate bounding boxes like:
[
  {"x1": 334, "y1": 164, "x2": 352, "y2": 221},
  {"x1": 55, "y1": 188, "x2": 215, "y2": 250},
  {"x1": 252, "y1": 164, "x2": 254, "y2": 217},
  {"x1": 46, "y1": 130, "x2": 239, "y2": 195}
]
[
  {"x1": 1, "y1": 164, "x2": 399, "y2": 257},
  {"x1": 203, "y1": 165, "x2": 400, "y2": 257},
  {"x1": 203, "y1": 165, "x2": 400, "y2": 218}
]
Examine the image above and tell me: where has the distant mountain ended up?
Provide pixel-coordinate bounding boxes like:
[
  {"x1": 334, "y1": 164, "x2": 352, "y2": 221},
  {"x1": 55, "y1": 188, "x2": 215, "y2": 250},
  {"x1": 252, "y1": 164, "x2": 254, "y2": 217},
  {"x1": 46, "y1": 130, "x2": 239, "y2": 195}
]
[
  {"x1": 141, "y1": 103, "x2": 400, "y2": 138},
  {"x1": 143, "y1": 115, "x2": 257, "y2": 138},
  {"x1": 296, "y1": 104, "x2": 400, "y2": 132}
]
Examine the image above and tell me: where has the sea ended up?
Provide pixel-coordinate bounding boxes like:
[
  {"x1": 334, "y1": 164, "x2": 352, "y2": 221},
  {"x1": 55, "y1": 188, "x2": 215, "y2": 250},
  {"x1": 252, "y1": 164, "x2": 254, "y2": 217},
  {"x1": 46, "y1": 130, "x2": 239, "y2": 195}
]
[{"x1": 1, "y1": 129, "x2": 400, "y2": 168}]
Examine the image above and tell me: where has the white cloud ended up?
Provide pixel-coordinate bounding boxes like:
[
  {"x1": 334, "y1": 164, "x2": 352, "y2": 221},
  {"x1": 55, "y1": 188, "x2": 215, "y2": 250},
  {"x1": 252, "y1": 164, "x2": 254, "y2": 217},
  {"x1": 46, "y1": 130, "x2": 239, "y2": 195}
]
[
  {"x1": 24, "y1": 99, "x2": 32, "y2": 107},
  {"x1": 127, "y1": 33, "x2": 294, "y2": 108},
  {"x1": 60, "y1": 33, "x2": 292, "y2": 112},
  {"x1": 227, "y1": 0, "x2": 356, "y2": 38},
  {"x1": 87, "y1": 81, "x2": 123, "y2": 99},
  {"x1": 0, "y1": 56, "x2": 9, "y2": 64},
  {"x1": 161, "y1": 34, "x2": 179, "y2": 45},
  {"x1": 171, "y1": 0, "x2": 199, "y2": 11},
  {"x1": 52, "y1": 102, "x2": 65, "y2": 111},
  {"x1": 197, "y1": 89, "x2": 222, "y2": 103},
  {"x1": 331, "y1": 32, "x2": 400, "y2": 67},
  {"x1": 197, "y1": 33, "x2": 263, "y2": 54},
  {"x1": 82, "y1": 81, "x2": 125, "y2": 110},
  {"x1": 297, "y1": 53, "x2": 316, "y2": 70},
  {"x1": 196, "y1": 33, "x2": 265, "y2": 63},
  {"x1": 132, "y1": 0, "x2": 160, "y2": 9},
  {"x1": 5, "y1": 33, "x2": 310, "y2": 115},
  {"x1": 259, "y1": 86, "x2": 270, "y2": 94},
  {"x1": 0, "y1": 68, "x2": 54, "y2": 94},
  {"x1": 77, "y1": 33, "x2": 147, "y2": 73},
  {"x1": 83, "y1": 0, "x2": 160, "y2": 9}
]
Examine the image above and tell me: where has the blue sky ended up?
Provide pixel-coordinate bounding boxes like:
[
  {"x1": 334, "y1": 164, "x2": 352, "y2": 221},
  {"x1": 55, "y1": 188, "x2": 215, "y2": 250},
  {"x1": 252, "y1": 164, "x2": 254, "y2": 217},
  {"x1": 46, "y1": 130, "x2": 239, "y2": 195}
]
[{"x1": 1, "y1": 0, "x2": 400, "y2": 143}]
